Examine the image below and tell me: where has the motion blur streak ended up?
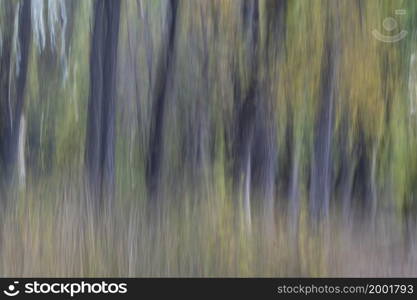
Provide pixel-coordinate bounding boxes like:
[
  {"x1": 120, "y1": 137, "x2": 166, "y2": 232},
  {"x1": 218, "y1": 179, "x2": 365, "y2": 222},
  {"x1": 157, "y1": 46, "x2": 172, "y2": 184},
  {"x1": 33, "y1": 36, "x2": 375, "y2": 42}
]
[{"x1": 0, "y1": 0, "x2": 416, "y2": 276}]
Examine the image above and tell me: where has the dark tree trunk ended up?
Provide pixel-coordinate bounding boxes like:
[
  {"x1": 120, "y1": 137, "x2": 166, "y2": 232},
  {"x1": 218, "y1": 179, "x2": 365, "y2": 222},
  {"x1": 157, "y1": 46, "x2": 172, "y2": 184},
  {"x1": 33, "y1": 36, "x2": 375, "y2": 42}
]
[
  {"x1": 309, "y1": 19, "x2": 338, "y2": 220},
  {"x1": 0, "y1": 0, "x2": 31, "y2": 184},
  {"x1": 85, "y1": 0, "x2": 121, "y2": 208},
  {"x1": 232, "y1": 0, "x2": 260, "y2": 226},
  {"x1": 234, "y1": 0, "x2": 283, "y2": 230},
  {"x1": 146, "y1": 0, "x2": 178, "y2": 197},
  {"x1": 339, "y1": 122, "x2": 353, "y2": 220}
]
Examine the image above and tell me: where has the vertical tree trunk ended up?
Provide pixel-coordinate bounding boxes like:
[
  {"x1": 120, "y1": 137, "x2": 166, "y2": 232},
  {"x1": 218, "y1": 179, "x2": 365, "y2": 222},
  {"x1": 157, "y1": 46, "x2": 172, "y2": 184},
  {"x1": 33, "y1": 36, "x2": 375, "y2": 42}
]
[
  {"x1": 232, "y1": 0, "x2": 259, "y2": 228},
  {"x1": 0, "y1": 0, "x2": 31, "y2": 185},
  {"x1": 85, "y1": 0, "x2": 121, "y2": 209},
  {"x1": 289, "y1": 142, "x2": 301, "y2": 220},
  {"x1": 309, "y1": 17, "x2": 338, "y2": 220},
  {"x1": 235, "y1": 0, "x2": 282, "y2": 231},
  {"x1": 243, "y1": 148, "x2": 252, "y2": 227},
  {"x1": 18, "y1": 115, "x2": 26, "y2": 188},
  {"x1": 146, "y1": 0, "x2": 178, "y2": 197}
]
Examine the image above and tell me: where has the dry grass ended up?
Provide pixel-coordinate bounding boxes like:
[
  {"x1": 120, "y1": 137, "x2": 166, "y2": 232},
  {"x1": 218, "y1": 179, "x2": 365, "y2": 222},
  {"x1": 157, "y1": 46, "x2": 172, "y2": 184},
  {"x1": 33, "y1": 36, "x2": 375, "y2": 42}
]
[{"x1": 0, "y1": 179, "x2": 415, "y2": 277}]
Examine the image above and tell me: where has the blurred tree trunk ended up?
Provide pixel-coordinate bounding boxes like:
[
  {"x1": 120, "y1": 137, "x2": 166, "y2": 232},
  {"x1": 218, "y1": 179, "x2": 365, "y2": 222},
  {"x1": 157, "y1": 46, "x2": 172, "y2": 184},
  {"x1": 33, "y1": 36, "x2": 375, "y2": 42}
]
[
  {"x1": 259, "y1": 0, "x2": 285, "y2": 234},
  {"x1": 146, "y1": 0, "x2": 178, "y2": 197},
  {"x1": 234, "y1": 0, "x2": 283, "y2": 231},
  {"x1": 0, "y1": 0, "x2": 31, "y2": 185},
  {"x1": 309, "y1": 12, "x2": 339, "y2": 220},
  {"x1": 232, "y1": 0, "x2": 260, "y2": 228},
  {"x1": 85, "y1": 0, "x2": 121, "y2": 209}
]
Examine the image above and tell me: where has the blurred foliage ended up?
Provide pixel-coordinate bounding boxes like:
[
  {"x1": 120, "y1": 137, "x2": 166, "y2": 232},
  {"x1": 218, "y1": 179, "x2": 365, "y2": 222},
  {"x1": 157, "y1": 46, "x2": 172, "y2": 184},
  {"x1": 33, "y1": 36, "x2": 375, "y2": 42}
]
[{"x1": 0, "y1": 0, "x2": 417, "y2": 276}]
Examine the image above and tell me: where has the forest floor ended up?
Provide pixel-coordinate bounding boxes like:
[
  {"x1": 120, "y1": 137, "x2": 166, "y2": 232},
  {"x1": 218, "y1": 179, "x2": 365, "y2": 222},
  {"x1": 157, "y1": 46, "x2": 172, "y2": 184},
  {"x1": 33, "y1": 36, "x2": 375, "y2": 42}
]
[{"x1": 0, "y1": 182, "x2": 415, "y2": 277}]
